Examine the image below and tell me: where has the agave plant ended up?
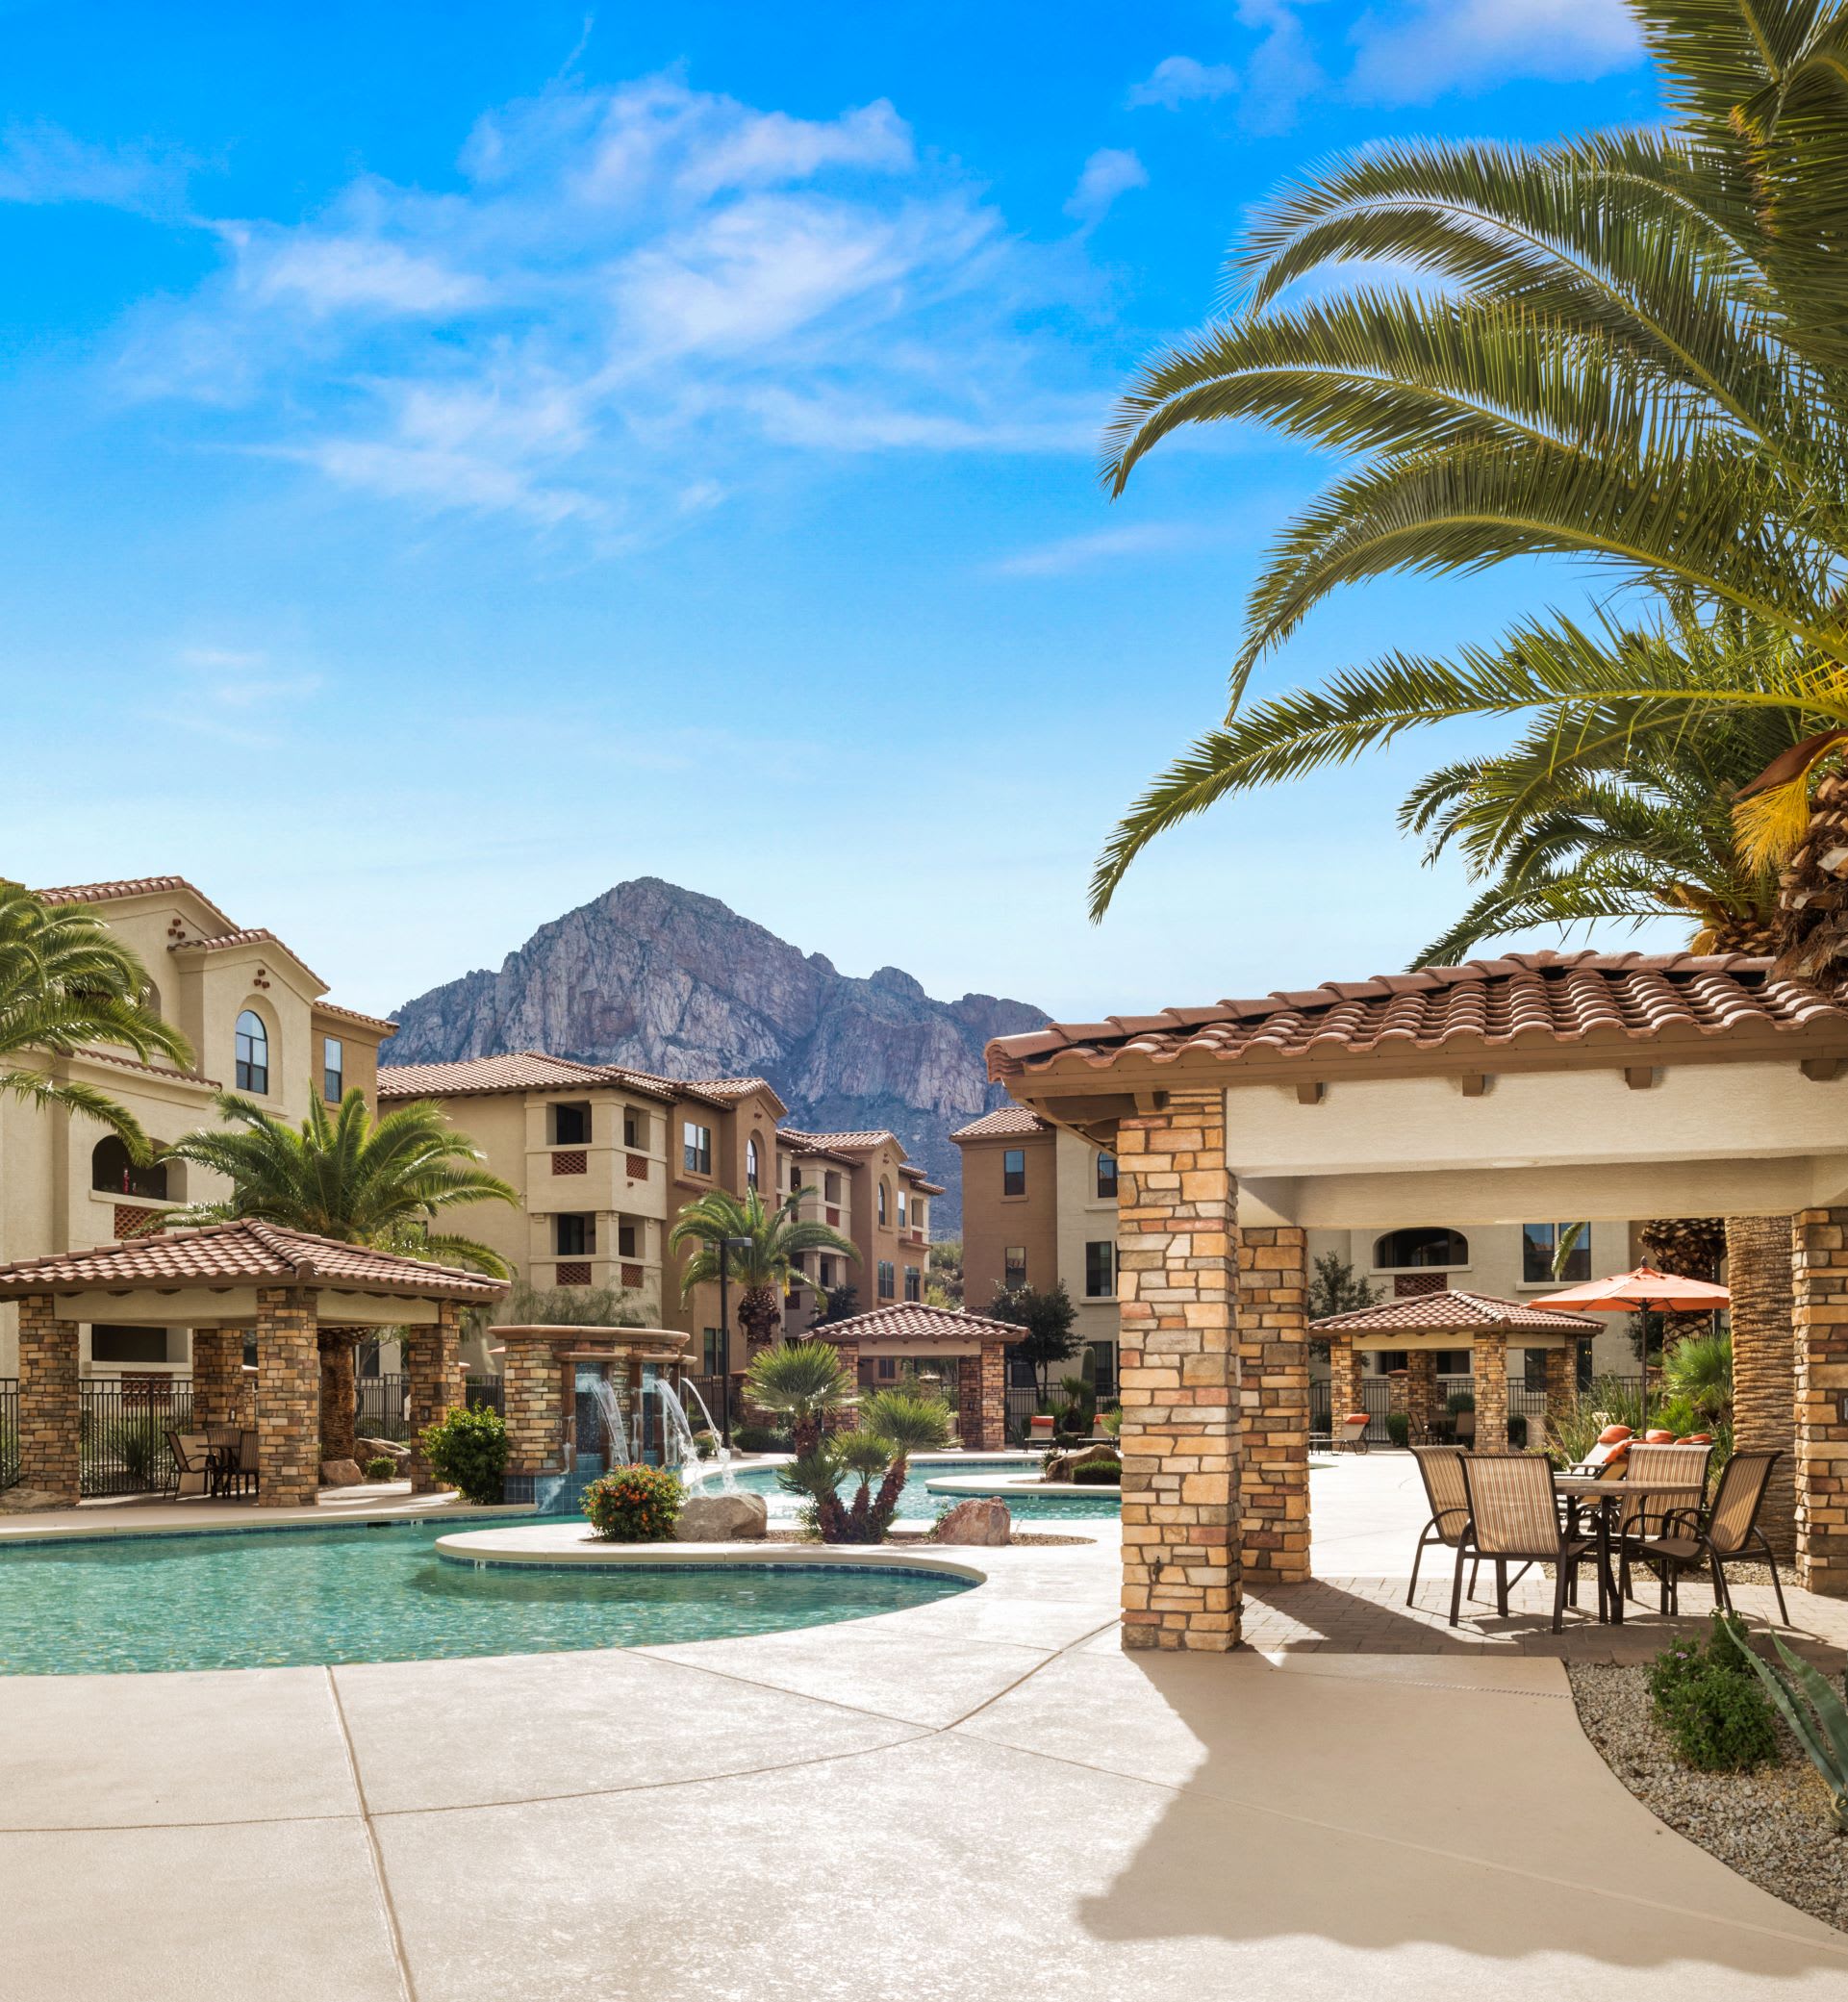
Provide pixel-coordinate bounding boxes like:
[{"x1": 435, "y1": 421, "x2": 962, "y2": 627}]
[{"x1": 1723, "y1": 1616, "x2": 1848, "y2": 1833}]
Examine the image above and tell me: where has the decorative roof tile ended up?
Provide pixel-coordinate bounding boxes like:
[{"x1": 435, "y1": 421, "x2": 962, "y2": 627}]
[
  {"x1": 811, "y1": 1302, "x2": 1018, "y2": 1344},
  {"x1": 1309, "y1": 1289, "x2": 1602, "y2": 1335},
  {"x1": 0, "y1": 1219, "x2": 507, "y2": 1301},
  {"x1": 778, "y1": 1128, "x2": 901, "y2": 1155},
  {"x1": 988, "y1": 950, "x2": 1848, "y2": 1081},
  {"x1": 951, "y1": 1104, "x2": 1047, "y2": 1141},
  {"x1": 32, "y1": 876, "x2": 236, "y2": 930},
  {"x1": 378, "y1": 1051, "x2": 770, "y2": 1109},
  {"x1": 312, "y1": 999, "x2": 399, "y2": 1036}
]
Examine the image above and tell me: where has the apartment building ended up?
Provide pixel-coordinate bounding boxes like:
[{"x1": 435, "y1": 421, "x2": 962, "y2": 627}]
[
  {"x1": 0, "y1": 875, "x2": 396, "y2": 1378},
  {"x1": 776, "y1": 1128, "x2": 940, "y2": 1331}
]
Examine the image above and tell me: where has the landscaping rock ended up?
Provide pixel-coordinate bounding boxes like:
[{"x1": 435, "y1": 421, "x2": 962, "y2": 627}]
[
  {"x1": 319, "y1": 1458, "x2": 366, "y2": 1487},
  {"x1": 356, "y1": 1437, "x2": 410, "y2": 1463},
  {"x1": 674, "y1": 1492, "x2": 769, "y2": 1541},
  {"x1": 933, "y1": 1498, "x2": 1011, "y2": 1546},
  {"x1": 0, "y1": 1486, "x2": 71, "y2": 1513}
]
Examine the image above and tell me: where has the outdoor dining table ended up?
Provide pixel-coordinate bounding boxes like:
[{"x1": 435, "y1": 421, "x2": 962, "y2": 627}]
[{"x1": 1556, "y1": 1473, "x2": 1708, "y2": 1626}]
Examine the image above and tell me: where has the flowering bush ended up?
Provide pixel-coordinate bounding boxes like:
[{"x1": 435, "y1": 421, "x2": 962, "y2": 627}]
[{"x1": 582, "y1": 1463, "x2": 684, "y2": 1542}]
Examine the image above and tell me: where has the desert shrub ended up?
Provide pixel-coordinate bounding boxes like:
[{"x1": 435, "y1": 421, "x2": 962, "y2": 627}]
[
  {"x1": 418, "y1": 1405, "x2": 509, "y2": 1505},
  {"x1": 583, "y1": 1463, "x2": 684, "y2": 1542},
  {"x1": 363, "y1": 1456, "x2": 398, "y2": 1482},
  {"x1": 1649, "y1": 1616, "x2": 1780, "y2": 1773},
  {"x1": 733, "y1": 1424, "x2": 786, "y2": 1453},
  {"x1": 1071, "y1": 1459, "x2": 1122, "y2": 1486},
  {"x1": 1385, "y1": 1410, "x2": 1410, "y2": 1449},
  {"x1": 1506, "y1": 1414, "x2": 1529, "y2": 1449}
]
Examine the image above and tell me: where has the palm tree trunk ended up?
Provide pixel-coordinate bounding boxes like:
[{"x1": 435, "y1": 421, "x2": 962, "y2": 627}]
[
  {"x1": 736, "y1": 1285, "x2": 782, "y2": 1359},
  {"x1": 317, "y1": 1328, "x2": 363, "y2": 1467},
  {"x1": 1727, "y1": 1214, "x2": 1796, "y2": 1557}
]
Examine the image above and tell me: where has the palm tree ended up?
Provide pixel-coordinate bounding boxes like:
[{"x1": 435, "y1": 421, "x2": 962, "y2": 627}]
[
  {"x1": 164, "y1": 1090, "x2": 519, "y2": 1462},
  {"x1": 1089, "y1": 0, "x2": 1848, "y2": 960},
  {"x1": 0, "y1": 881, "x2": 193, "y2": 1156},
  {"x1": 670, "y1": 1188, "x2": 858, "y2": 1356},
  {"x1": 742, "y1": 1338, "x2": 855, "y2": 1457},
  {"x1": 776, "y1": 1382, "x2": 953, "y2": 1543}
]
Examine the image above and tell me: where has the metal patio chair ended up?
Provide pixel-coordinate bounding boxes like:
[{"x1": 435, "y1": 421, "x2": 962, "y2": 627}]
[
  {"x1": 1407, "y1": 1445, "x2": 1474, "y2": 1609},
  {"x1": 1626, "y1": 1448, "x2": 1788, "y2": 1625},
  {"x1": 1454, "y1": 1454, "x2": 1592, "y2": 1634},
  {"x1": 1611, "y1": 1441, "x2": 1712, "y2": 1601}
]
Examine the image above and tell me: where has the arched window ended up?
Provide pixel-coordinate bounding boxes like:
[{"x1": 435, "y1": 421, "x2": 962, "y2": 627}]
[
  {"x1": 91, "y1": 1135, "x2": 167, "y2": 1200},
  {"x1": 236, "y1": 1009, "x2": 269, "y2": 1094},
  {"x1": 877, "y1": 1178, "x2": 890, "y2": 1226},
  {"x1": 746, "y1": 1136, "x2": 760, "y2": 1190},
  {"x1": 1373, "y1": 1227, "x2": 1469, "y2": 1270}
]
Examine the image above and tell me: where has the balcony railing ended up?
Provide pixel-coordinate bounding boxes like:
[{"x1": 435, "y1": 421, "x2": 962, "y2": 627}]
[{"x1": 551, "y1": 1150, "x2": 588, "y2": 1176}]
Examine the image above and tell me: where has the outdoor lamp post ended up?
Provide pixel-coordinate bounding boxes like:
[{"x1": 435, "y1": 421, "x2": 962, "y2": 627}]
[{"x1": 717, "y1": 1233, "x2": 751, "y2": 1449}]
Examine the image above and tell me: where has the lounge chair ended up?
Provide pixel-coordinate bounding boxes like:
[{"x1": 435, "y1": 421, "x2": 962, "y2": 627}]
[
  {"x1": 1454, "y1": 1454, "x2": 1592, "y2": 1634},
  {"x1": 165, "y1": 1431, "x2": 213, "y2": 1499},
  {"x1": 1027, "y1": 1414, "x2": 1056, "y2": 1450},
  {"x1": 1333, "y1": 1411, "x2": 1370, "y2": 1454},
  {"x1": 1407, "y1": 1446, "x2": 1474, "y2": 1609},
  {"x1": 1625, "y1": 1447, "x2": 1788, "y2": 1625}
]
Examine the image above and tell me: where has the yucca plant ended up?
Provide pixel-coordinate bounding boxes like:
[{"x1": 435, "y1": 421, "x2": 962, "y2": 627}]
[
  {"x1": 777, "y1": 1384, "x2": 953, "y2": 1543},
  {"x1": 1722, "y1": 1615, "x2": 1848, "y2": 1832}
]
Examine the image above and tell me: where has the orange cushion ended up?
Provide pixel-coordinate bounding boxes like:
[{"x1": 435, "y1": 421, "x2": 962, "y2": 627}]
[
  {"x1": 1677, "y1": 1432, "x2": 1712, "y2": 1444},
  {"x1": 1344, "y1": 1413, "x2": 1369, "y2": 1426},
  {"x1": 1585, "y1": 1439, "x2": 1631, "y2": 1472},
  {"x1": 1643, "y1": 1429, "x2": 1676, "y2": 1443},
  {"x1": 1598, "y1": 1425, "x2": 1633, "y2": 1445}
]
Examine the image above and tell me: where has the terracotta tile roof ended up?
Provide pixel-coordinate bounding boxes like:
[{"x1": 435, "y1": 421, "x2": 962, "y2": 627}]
[
  {"x1": 32, "y1": 875, "x2": 237, "y2": 931},
  {"x1": 69, "y1": 1046, "x2": 220, "y2": 1089},
  {"x1": 312, "y1": 999, "x2": 399, "y2": 1037},
  {"x1": 0, "y1": 1219, "x2": 508, "y2": 1302},
  {"x1": 779, "y1": 1127, "x2": 901, "y2": 1155},
  {"x1": 377, "y1": 1051, "x2": 770, "y2": 1108},
  {"x1": 167, "y1": 926, "x2": 330, "y2": 992},
  {"x1": 988, "y1": 950, "x2": 1848, "y2": 1081},
  {"x1": 679, "y1": 1077, "x2": 776, "y2": 1102},
  {"x1": 1310, "y1": 1289, "x2": 1603, "y2": 1336},
  {"x1": 811, "y1": 1302, "x2": 1019, "y2": 1345},
  {"x1": 951, "y1": 1104, "x2": 1047, "y2": 1141}
]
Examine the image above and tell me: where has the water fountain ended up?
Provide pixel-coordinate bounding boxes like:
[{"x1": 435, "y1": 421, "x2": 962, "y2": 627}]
[
  {"x1": 652, "y1": 1377, "x2": 738, "y2": 1492},
  {"x1": 589, "y1": 1377, "x2": 631, "y2": 1465},
  {"x1": 674, "y1": 1377, "x2": 740, "y2": 1493}
]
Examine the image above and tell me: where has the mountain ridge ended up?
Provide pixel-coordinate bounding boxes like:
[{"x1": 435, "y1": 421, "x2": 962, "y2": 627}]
[{"x1": 386, "y1": 877, "x2": 1049, "y2": 1231}]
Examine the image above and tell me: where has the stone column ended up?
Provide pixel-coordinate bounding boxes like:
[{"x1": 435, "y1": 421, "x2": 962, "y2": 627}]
[
  {"x1": 1386, "y1": 1368, "x2": 1409, "y2": 1427},
  {"x1": 1543, "y1": 1343, "x2": 1572, "y2": 1424},
  {"x1": 1406, "y1": 1350, "x2": 1436, "y2": 1444},
  {"x1": 1237, "y1": 1225, "x2": 1309, "y2": 1584},
  {"x1": 1474, "y1": 1332, "x2": 1508, "y2": 1451},
  {"x1": 1793, "y1": 1207, "x2": 1848, "y2": 1595},
  {"x1": 317, "y1": 1329, "x2": 363, "y2": 1468},
  {"x1": 407, "y1": 1301, "x2": 464, "y2": 1496},
  {"x1": 958, "y1": 1347, "x2": 1007, "y2": 1452},
  {"x1": 1116, "y1": 1086, "x2": 1238, "y2": 1653},
  {"x1": 823, "y1": 1342, "x2": 860, "y2": 1437},
  {"x1": 1328, "y1": 1334, "x2": 1359, "y2": 1429},
  {"x1": 17, "y1": 1294, "x2": 80, "y2": 1505},
  {"x1": 190, "y1": 1328, "x2": 246, "y2": 1431},
  {"x1": 254, "y1": 1287, "x2": 320, "y2": 1508},
  {"x1": 1729, "y1": 1213, "x2": 1796, "y2": 1557},
  {"x1": 502, "y1": 1330, "x2": 567, "y2": 1497}
]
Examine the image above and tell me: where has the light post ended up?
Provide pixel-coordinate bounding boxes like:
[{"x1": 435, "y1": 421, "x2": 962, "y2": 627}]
[{"x1": 717, "y1": 1234, "x2": 751, "y2": 1449}]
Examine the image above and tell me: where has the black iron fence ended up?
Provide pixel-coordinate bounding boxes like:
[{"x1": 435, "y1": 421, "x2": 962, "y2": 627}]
[
  {"x1": 81, "y1": 1377, "x2": 197, "y2": 1497},
  {"x1": 0, "y1": 1377, "x2": 16, "y2": 1489},
  {"x1": 356, "y1": 1373, "x2": 412, "y2": 1442}
]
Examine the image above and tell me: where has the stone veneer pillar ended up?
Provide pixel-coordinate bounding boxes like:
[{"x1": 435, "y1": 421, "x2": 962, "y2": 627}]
[
  {"x1": 17, "y1": 1294, "x2": 80, "y2": 1505},
  {"x1": 1327, "y1": 1334, "x2": 1360, "y2": 1432},
  {"x1": 255, "y1": 1287, "x2": 320, "y2": 1508},
  {"x1": 1794, "y1": 1207, "x2": 1848, "y2": 1595},
  {"x1": 1236, "y1": 1225, "x2": 1309, "y2": 1584},
  {"x1": 1474, "y1": 1332, "x2": 1508, "y2": 1452},
  {"x1": 191, "y1": 1328, "x2": 248, "y2": 1431},
  {"x1": 407, "y1": 1301, "x2": 464, "y2": 1495},
  {"x1": 1406, "y1": 1351, "x2": 1436, "y2": 1444},
  {"x1": 957, "y1": 1347, "x2": 1007, "y2": 1452},
  {"x1": 1116, "y1": 1086, "x2": 1239, "y2": 1653},
  {"x1": 1543, "y1": 1343, "x2": 1572, "y2": 1424},
  {"x1": 1730, "y1": 1213, "x2": 1797, "y2": 1558},
  {"x1": 503, "y1": 1333, "x2": 567, "y2": 1489}
]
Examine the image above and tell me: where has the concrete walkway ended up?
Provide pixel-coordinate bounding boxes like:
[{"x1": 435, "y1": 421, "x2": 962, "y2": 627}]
[{"x1": 3, "y1": 1500, "x2": 1847, "y2": 1997}]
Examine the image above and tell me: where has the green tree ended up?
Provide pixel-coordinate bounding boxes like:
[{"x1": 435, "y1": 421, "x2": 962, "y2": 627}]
[
  {"x1": 742, "y1": 1338, "x2": 855, "y2": 1457},
  {"x1": 1088, "y1": 0, "x2": 1848, "y2": 979},
  {"x1": 164, "y1": 1090, "x2": 519, "y2": 1462},
  {"x1": 988, "y1": 1280, "x2": 1079, "y2": 1400},
  {"x1": 1306, "y1": 1254, "x2": 1378, "y2": 1321},
  {"x1": 0, "y1": 881, "x2": 193, "y2": 1156},
  {"x1": 670, "y1": 1187, "x2": 857, "y2": 1354},
  {"x1": 777, "y1": 1383, "x2": 953, "y2": 1544}
]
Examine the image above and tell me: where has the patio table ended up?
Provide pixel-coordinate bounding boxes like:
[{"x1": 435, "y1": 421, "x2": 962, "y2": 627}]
[{"x1": 1556, "y1": 1474, "x2": 1707, "y2": 1626}]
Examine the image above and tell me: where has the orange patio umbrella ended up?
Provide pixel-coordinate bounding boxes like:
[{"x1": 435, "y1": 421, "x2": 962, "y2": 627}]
[{"x1": 1531, "y1": 1265, "x2": 1730, "y2": 1316}]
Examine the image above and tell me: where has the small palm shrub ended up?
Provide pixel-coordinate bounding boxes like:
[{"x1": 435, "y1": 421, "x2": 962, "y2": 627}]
[
  {"x1": 779, "y1": 1385, "x2": 952, "y2": 1543},
  {"x1": 1661, "y1": 1332, "x2": 1732, "y2": 1425},
  {"x1": 583, "y1": 1464, "x2": 684, "y2": 1541},
  {"x1": 363, "y1": 1456, "x2": 398, "y2": 1482},
  {"x1": 418, "y1": 1405, "x2": 509, "y2": 1505},
  {"x1": 1649, "y1": 1616, "x2": 1780, "y2": 1774},
  {"x1": 743, "y1": 1340, "x2": 853, "y2": 1457}
]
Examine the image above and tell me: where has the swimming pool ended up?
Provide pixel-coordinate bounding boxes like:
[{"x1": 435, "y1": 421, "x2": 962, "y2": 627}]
[
  {"x1": 0, "y1": 1519, "x2": 971, "y2": 1677},
  {"x1": 727, "y1": 1457, "x2": 1122, "y2": 1520}
]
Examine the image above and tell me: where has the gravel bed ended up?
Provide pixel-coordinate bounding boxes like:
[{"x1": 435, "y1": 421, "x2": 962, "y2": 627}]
[{"x1": 1568, "y1": 1660, "x2": 1848, "y2": 1933}]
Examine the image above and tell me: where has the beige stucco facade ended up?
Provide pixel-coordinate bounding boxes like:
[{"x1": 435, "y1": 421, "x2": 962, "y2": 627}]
[{"x1": 0, "y1": 877, "x2": 394, "y2": 1379}]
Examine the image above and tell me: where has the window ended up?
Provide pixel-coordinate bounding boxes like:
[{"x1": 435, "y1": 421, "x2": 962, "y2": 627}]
[
  {"x1": 322, "y1": 1036, "x2": 343, "y2": 1103},
  {"x1": 904, "y1": 1266, "x2": 922, "y2": 1302},
  {"x1": 1003, "y1": 1245, "x2": 1026, "y2": 1288},
  {"x1": 819, "y1": 1255, "x2": 837, "y2": 1289},
  {"x1": 898, "y1": 1187, "x2": 908, "y2": 1229},
  {"x1": 1088, "y1": 1340, "x2": 1118, "y2": 1400},
  {"x1": 790, "y1": 1157, "x2": 804, "y2": 1193},
  {"x1": 90, "y1": 1136, "x2": 167, "y2": 1200},
  {"x1": 877, "y1": 1259, "x2": 896, "y2": 1300},
  {"x1": 90, "y1": 1325, "x2": 167, "y2": 1365},
  {"x1": 1436, "y1": 1350, "x2": 1471, "y2": 1377},
  {"x1": 824, "y1": 1171, "x2": 842, "y2": 1204},
  {"x1": 1002, "y1": 1148, "x2": 1026, "y2": 1196},
  {"x1": 552, "y1": 1102, "x2": 591, "y2": 1146},
  {"x1": 617, "y1": 1219, "x2": 638, "y2": 1258},
  {"x1": 1373, "y1": 1227, "x2": 1469, "y2": 1270},
  {"x1": 1007, "y1": 1349, "x2": 1037, "y2": 1388},
  {"x1": 1096, "y1": 1152, "x2": 1118, "y2": 1200},
  {"x1": 877, "y1": 1180, "x2": 889, "y2": 1226},
  {"x1": 235, "y1": 1009, "x2": 269, "y2": 1094},
  {"x1": 746, "y1": 1137, "x2": 760, "y2": 1190},
  {"x1": 622, "y1": 1107, "x2": 648, "y2": 1149},
  {"x1": 554, "y1": 1213, "x2": 594, "y2": 1255},
  {"x1": 702, "y1": 1329, "x2": 725, "y2": 1375},
  {"x1": 1084, "y1": 1240, "x2": 1115, "y2": 1299},
  {"x1": 1524, "y1": 1347, "x2": 1548, "y2": 1392},
  {"x1": 1523, "y1": 1222, "x2": 1590, "y2": 1284},
  {"x1": 683, "y1": 1122, "x2": 713, "y2": 1176}
]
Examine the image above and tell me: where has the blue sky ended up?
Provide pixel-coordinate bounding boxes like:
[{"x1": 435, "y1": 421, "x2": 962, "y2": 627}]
[{"x1": 1, "y1": 2, "x2": 1676, "y2": 1020}]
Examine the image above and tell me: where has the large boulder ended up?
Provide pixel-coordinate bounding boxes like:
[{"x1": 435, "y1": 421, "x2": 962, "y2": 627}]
[
  {"x1": 0, "y1": 1486, "x2": 72, "y2": 1514},
  {"x1": 356, "y1": 1438, "x2": 410, "y2": 1463},
  {"x1": 933, "y1": 1498, "x2": 1011, "y2": 1546},
  {"x1": 319, "y1": 1458, "x2": 366, "y2": 1488},
  {"x1": 675, "y1": 1492, "x2": 770, "y2": 1542}
]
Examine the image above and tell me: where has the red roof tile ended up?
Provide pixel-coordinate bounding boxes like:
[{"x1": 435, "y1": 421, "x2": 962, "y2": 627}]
[
  {"x1": 988, "y1": 950, "x2": 1848, "y2": 1080},
  {"x1": 378, "y1": 1051, "x2": 772, "y2": 1110},
  {"x1": 1309, "y1": 1289, "x2": 1602, "y2": 1335},
  {"x1": 779, "y1": 1127, "x2": 902, "y2": 1155},
  {"x1": 951, "y1": 1104, "x2": 1047, "y2": 1141},
  {"x1": 32, "y1": 875, "x2": 237, "y2": 930},
  {"x1": 0, "y1": 1219, "x2": 507, "y2": 1301},
  {"x1": 312, "y1": 999, "x2": 398, "y2": 1036},
  {"x1": 810, "y1": 1302, "x2": 1018, "y2": 1344}
]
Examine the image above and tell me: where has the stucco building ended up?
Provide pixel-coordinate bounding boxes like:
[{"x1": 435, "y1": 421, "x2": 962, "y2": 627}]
[{"x1": 0, "y1": 876, "x2": 395, "y2": 1381}]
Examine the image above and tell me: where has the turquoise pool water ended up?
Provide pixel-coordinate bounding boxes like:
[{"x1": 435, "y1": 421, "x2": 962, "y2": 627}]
[
  {"x1": 0, "y1": 1519, "x2": 971, "y2": 1677},
  {"x1": 728, "y1": 1457, "x2": 1122, "y2": 1520}
]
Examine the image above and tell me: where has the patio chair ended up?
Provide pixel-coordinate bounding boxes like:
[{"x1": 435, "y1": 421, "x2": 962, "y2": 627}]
[
  {"x1": 1451, "y1": 1409, "x2": 1476, "y2": 1448},
  {"x1": 1333, "y1": 1412, "x2": 1371, "y2": 1454},
  {"x1": 1625, "y1": 1448, "x2": 1788, "y2": 1625},
  {"x1": 1611, "y1": 1441, "x2": 1712, "y2": 1601},
  {"x1": 1407, "y1": 1446, "x2": 1475, "y2": 1609},
  {"x1": 1454, "y1": 1454, "x2": 1592, "y2": 1634},
  {"x1": 165, "y1": 1431, "x2": 213, "y2": 1499},
  {"x1": 1027, "y1": 1414, "x2": 1056, "y2": 1450}
]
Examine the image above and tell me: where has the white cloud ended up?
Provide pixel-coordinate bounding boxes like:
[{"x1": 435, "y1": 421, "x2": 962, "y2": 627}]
[
  {"x1": 1064, "y1": 147, "x2": 1149, "y2": 226},
  {"x1": 1127, "y1": 56, "x2": 1239, "y2": 110},
  {"x1": 988, "y1": 520, "x2": 1193, "y2": 578},
  {"x1": 1236, "y1": 1, "x2": 1326, "y2": 135},
  {"x1": 1350, "y1": 0, "x2": 1644, "y2": 102},
  {"x1": 0, "y1": 119, "x2": 190, "y2": 216},
  {"x1": 126, "y1": 74, "x2": 1093, "y2": 535}
]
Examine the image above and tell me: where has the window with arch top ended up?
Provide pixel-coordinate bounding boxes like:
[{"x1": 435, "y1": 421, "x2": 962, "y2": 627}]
[
  {"x1": 1373, "y1": 1227, "x2": 1469, "y2": 1270},
  {"x1": 747, "y1": 1136, "x2": 760, "y2": 1190},
  {"x1": 877, "y1": 1178, "x2": 890, "y2": 1226},
  {"x1": 235, "y1": 1009, "x2": 269, "y2": 1094},
  {"x1": 91, "y1": 1135, "x2": 167, "y2": 1200}
]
